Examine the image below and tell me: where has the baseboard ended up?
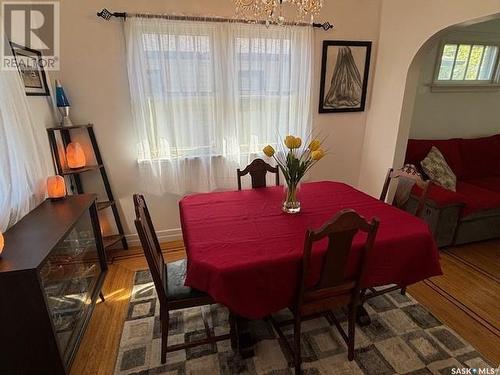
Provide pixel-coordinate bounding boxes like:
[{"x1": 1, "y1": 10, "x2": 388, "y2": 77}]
[{"x1": 125, "y1": 228, "x2": 183, "y2": 246}]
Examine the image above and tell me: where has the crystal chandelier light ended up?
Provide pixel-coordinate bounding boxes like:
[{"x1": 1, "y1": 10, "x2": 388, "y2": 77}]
[{"x1": 234, "y1": 0, "x2": 324, "y2": 26}]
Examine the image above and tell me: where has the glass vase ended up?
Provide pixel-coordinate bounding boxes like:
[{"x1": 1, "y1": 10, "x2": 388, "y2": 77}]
[{"x1": 283, "y1": 182, "x2": 301, "y2": 214}]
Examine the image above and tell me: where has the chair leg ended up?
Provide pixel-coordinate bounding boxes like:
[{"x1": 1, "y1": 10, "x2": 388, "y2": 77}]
[
  {"x1": 294, "y1": 315, "x2": 302, "y2": 375},
  {"x1": 401, "y1": 286, "x2": 407, "y2": 295},
  {"x1": 161, "y1": 312, "x2": 169, "y2": 364},
  {"x1": 347, "y1": 304, "x2": 356, "y2": 361}
]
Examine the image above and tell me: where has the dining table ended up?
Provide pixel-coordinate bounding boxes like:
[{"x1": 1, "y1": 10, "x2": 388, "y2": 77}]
[{"x1": 179, "y1": 181, "x2": 442, "y2": 351}]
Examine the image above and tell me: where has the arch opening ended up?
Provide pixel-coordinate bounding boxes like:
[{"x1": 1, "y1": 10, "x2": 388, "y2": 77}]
[
  {"x1": 358, "y1": 3, "x2": 500, "y2": 198},
  {"x1": 394, "y1": 14, "x2": 500, "y2": 170}
]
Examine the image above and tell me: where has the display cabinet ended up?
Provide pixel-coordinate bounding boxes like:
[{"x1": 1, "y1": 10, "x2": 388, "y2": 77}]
[{"x1": 0, "y1": 195, "x2": 107, "y2": 375}]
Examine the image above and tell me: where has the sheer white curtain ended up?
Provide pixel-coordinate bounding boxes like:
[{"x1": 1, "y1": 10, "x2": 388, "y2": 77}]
[
  {"x1": 125, "y1": 18, "x2": 313, "y2": 195},
  {"x1": 0, "y1": 70, "x2": 53, "y2": 231}
]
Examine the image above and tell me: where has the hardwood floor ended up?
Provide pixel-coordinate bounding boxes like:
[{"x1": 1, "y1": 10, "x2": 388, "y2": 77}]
[
  {"x1": 408, "y1": 239, "x2": 500, "y2": 365},
  {"x1": 70, "y1": 241, "x2": 186, "y2": 375},
  {"x1": 71, "y1": 240, "x2": 500, "y2": 374}
]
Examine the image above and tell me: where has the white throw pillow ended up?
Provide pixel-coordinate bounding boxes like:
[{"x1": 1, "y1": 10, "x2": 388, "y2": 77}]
[{"x1": 420, "y1": 146, "x2": 457, "y2": 191}]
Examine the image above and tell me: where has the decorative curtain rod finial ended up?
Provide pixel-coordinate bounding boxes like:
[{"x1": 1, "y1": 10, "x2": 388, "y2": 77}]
[
  {"x1": 97, "y1": 8, "x2": 112, "y2": 20},
  {"x1": 96, "y1": 8, "x2": 127, "y2": 21},
  {"x1": 313, "y1": 21, "x2": 333, "y2": 31}
]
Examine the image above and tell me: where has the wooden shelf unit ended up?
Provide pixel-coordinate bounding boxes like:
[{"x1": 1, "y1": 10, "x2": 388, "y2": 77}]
[{"x1": 47, "y1": 124, "x2": 128, "y2": 254}]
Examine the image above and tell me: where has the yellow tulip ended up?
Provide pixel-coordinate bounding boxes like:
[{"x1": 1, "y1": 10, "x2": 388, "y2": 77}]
[
  {"x1": 311, "y1": 148, "x2": 325, "y2": 161},
  {"x1": 284, "y1": 135, "x2": 295, "y2": 149},
  {"x1": 263, "y1": 145, "x2": 275, "y2": 157},
  {"x1": 293, "y1": 137, "x2": 302, "y2": 149},
  {"x1": 285, "y1": 135, "x2": 302, "y2": 149},
  {"x1": 308, "y1": 139, "x2": 321, "y2": 152}
]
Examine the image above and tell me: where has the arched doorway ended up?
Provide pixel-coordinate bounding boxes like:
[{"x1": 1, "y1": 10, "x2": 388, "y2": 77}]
[
  {"x1": 394, "y1": 15, "x2": 500, "y2": 171},
  {"x1": 357, "y1": 2, "x2": 500, "y2": 197}
]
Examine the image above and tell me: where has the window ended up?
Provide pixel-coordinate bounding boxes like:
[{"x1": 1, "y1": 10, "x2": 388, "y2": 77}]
[
  {"x1": 435, "y1": 43, "x2": 500, "y2": 85},
  {"x1": 125, "y1": 18, "x2": 313, "y2": 194}
]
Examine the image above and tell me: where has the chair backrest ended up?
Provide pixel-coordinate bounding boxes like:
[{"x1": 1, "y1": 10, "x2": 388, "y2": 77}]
[
  {"x1": 237, "y1": 158, "x2": 279, "y2": 191},
  {"x1": 298, "y1": 209, "x2": 379, "y2": 309},
  {"x1": 133, "y1": 194, "x2": 168, "y2": 306},
  {"x1": 380, "y1": 167, "x2": 430, "y2": 217}
]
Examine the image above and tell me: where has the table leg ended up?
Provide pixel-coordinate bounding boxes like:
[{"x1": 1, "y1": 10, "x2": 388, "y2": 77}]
[
  {"x1": 229, "y1": 313, "x2": 255, "y2": 358},
  {"x1": 229, "y1": 313, "x2": 238, "y2": 350},
  {"x1": 356, "y1": 289, "x2": 371, "y2": 326},
  {"x1": 356, "y1": 284, "x2": 406, "y2": 326},
  {"x1": 356, "y1": 305, "x2": 371, "y2": 326}
]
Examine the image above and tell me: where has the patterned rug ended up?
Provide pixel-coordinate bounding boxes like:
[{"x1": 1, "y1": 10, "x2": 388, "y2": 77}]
[{"x1": 114, "y1": 270, "x2": 495, "y2": 374}]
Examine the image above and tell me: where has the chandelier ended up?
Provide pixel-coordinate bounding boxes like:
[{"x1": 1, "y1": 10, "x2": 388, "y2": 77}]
[{"x1": 234, "y1": 0, "x2": 324, "y2": 26}]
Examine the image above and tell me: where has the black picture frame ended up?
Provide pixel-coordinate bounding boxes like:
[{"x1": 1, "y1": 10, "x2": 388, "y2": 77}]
[
  {"x1": 9, "y1": 42, "x2": 50, "y2": 96},
  {"x1": 319, "y1": 40, "x2": 372, "y2": 113}
]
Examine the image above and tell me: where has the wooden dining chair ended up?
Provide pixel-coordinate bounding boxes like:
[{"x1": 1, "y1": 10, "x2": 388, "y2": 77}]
[
  {"x1": 380, "y1": 167, "x2": 431, "y2": 218},
  {"x1": 271, "y1": 209, "x2": 379, "y2": 374},
  {"x1": 237, "y1": 158, "x2": 279, "y2": 191},
  {"x1": 133, "y1": 194, "x2": 231, "y2": 364},
  {"x1": 377, "y1": 167, "x2": 430, "y2": 299}
]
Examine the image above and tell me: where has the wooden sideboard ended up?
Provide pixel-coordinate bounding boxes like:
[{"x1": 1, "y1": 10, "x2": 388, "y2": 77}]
[{"x1": 0, "y1": 195, "x2": 107, "y2": 374}]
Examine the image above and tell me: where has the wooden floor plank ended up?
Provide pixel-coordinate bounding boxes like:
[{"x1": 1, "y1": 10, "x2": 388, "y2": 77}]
[
  {"x1": 443, "y1": 240, "x2": 500, "y2": 281},
  {"x1": 428, "y1": 253, "x2": 500, "y2": 334}
]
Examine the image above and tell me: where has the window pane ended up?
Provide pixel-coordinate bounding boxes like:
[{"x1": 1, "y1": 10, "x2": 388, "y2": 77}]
[
  {"x1": 478, "y1": 46, "x2": 498, "y2": 80},
  {"x1": 141, "y1": 32, "x2": 216, "y2": 157},
  {"x1": 465, "y1": 45, "x2": 484, "y2": 80},
  {"x1": 452, "y1": 44, "x2": 471, "y2": 80},
  {"x1": 234, "y1": 36, "x2": 292, "y2": 154},
  {"x1": 438, "y1": 44, "x2": 457, "y2": 80}
]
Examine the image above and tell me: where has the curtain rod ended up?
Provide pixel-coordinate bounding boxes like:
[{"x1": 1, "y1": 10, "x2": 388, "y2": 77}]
[{"x1": 96, "y1": 8, "x2": 333, "y2": 31}]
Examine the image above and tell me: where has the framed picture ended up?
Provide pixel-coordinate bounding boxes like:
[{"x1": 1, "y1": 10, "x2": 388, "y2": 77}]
[
  {"x1": 319, "y1": 41, "x2": 372, "y2": 113},
  {"x1": 9, "y1": 42, "x2": 50, "y2": 96}
]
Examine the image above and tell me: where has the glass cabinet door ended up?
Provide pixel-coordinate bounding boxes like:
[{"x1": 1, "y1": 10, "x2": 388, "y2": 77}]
[{"x1": 39, "y1": 208, "x2": 102, "y2": 360}]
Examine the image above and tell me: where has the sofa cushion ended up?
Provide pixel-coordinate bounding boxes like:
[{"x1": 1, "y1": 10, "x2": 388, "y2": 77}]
[
  {"x1": 456, "y1": 182, "x2": 500, "y2": 217},
  {"x1": 421, "y1": 146, "x2": 457, "y2": 191},
  {"x1": 465, "y1": 176, "x2": 500, "y2": 193},
  {"x1": 412, "y1": 181, "x2": 500, "y2": 217},
  {"x1": 406, "y1": 139, "x2": 463, "y2": 179},
  {"x1": 412, "y1": 183, "x2": 466, "y2": 207},
  {"x1": 166, "y1": 259, "x2": 206, "y2": 301},
  {"x1": 459, "y1": 135, "x2": 500, "y2": 179}
]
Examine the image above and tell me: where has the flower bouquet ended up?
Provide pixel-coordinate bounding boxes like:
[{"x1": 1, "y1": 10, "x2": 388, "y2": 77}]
[{"x1": 263, "y1": 135, "x2": 325, "y2": 214}]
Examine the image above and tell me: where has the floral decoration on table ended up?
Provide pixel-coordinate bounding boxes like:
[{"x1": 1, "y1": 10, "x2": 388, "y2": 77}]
[{"x1": 263, "y1": 135, "x2": 326, "y2": 214}]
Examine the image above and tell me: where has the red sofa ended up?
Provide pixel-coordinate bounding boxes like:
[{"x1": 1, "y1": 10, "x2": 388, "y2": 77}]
[{"x1": 405, "y1": 134, "x2": 500, "y2": 247}]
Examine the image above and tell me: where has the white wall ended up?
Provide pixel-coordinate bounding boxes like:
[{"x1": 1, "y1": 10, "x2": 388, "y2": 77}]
[
  {"x1": 410, "y1": 19, "x2": 500, "y2": 140},
  {"x1": 34, "y1": 0, "x2": 382, "y2": 241},
  {"x1": 358, "y1": 1, "x2": 500, "y2": 198}
]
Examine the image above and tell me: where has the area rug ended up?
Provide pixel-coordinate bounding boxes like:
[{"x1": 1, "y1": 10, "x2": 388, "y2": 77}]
[{"x1": 114, "y1": 270, "x2": 494, "y2": 374}]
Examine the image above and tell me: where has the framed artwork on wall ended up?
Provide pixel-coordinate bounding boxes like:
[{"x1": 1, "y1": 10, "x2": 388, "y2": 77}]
[
  {"x1": 319, "y1": 40, "x2": 372, "y2": 113},
  {"x1": 9, "y1": 42, "x2": 50, "y2": 96}
]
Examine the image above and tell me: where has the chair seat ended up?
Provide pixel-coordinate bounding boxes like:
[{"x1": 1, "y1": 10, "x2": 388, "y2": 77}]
[{"x1": 166, "y1": 259, "x2": 207, "y2": 301}]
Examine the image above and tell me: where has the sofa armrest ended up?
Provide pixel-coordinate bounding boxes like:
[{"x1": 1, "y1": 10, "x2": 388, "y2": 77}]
[{"x1": 408, "y1": 183, "x2": 464, "y2": 247}]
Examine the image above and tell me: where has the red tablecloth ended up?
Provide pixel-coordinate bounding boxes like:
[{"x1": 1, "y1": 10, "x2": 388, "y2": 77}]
[{"x1": 179, "y1": 181, "x2": 441, "y2": 319}]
